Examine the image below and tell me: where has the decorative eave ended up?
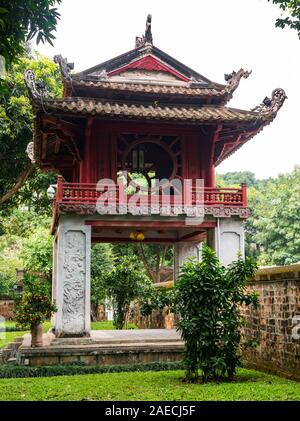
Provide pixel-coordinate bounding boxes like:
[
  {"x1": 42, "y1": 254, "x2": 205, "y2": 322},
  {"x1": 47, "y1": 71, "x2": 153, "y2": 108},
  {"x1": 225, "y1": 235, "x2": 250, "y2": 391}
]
[
  {"x1": 24, "y1": 68, "x2": 287, "y2": 167},
  {"x1": 214, "y1": 88, "x2": 288, "y2": 165}
]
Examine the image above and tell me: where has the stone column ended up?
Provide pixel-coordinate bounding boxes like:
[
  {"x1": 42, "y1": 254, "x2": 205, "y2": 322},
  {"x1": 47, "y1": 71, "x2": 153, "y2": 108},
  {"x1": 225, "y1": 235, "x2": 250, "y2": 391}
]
[
  {"x1": 53, "y1": 215, "x2": 91, "y2": 337},
  {"x1": 174, "y1": 242, "x2": 202, "y2": 281},
  {"x1": 51, "y1": 237, "x2": 58, "y2": 329},
  {"x1": 207, "y1": 217, "x2": 245, "y2": 266}
]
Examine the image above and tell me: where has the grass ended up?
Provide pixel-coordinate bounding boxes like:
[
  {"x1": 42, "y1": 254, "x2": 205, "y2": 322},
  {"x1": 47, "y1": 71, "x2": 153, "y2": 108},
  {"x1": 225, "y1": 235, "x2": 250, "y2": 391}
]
[
  {"x1": 0, "y1": 368, "x2": 299, "y2": 400},
  {"x1": 0, "y1": 320, "x2": 137, "y2": 348}
]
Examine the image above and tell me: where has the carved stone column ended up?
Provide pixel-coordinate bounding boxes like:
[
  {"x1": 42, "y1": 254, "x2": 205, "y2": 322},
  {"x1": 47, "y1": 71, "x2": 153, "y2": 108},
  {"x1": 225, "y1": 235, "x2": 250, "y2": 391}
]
[
  {"x1": 54, "y1": 216, "x2": 91, "y2": 337},
  {"x1": 207, "y1": 217, "x2": 245, "y2": 266},
  {"x1": 174, "y1": 242, "x2": 202, "y2": 281}
]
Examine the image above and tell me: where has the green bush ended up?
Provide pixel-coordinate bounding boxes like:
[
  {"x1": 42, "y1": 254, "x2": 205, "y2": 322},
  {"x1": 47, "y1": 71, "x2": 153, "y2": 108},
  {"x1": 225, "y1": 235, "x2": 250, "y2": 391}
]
[
  {"x1": 174, "y1": 245, "x2": 258, "y2": 382},
  {"x1": 14, "y1": 274, "x2": 56, "y2": 329},
  {"x1": 0, "y1": 361, "x2": 184, "y2": 379}
]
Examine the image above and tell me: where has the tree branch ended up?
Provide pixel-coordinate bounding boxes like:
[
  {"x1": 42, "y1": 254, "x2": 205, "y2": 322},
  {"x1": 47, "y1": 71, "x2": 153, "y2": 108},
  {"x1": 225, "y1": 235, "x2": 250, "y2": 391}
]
[
  {"x1": 136, "y1": 244, "x2": 156, "y2": 283},
  {"x1": 0, "y1": 161, "x2": 33, "y2": 205}
]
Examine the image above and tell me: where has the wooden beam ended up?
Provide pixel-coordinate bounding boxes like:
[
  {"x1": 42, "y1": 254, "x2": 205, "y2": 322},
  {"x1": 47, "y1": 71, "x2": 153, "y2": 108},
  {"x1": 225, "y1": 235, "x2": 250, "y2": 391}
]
[
  {"x1": 86, "y1": 220, "x2": 217, "y2": 230},
  {"x1": 91, "y1": 237, "x2": 175, "y2": 244},
  {"x1": 178, "y1": 231, "x2": 207, "y2": 242}
]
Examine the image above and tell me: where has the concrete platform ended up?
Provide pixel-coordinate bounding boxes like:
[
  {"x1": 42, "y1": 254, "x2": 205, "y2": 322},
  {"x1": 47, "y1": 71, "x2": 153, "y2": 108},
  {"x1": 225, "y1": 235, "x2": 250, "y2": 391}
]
[{"x1": 17, "y1": 330, "x2": 184, "y2": 366}]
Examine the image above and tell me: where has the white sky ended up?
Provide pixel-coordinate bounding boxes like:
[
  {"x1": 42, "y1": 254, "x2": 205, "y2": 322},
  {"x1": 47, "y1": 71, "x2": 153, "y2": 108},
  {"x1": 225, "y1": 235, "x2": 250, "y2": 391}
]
[{"x1": 36, "y1": 0, "x2": 300, "y2": 179}]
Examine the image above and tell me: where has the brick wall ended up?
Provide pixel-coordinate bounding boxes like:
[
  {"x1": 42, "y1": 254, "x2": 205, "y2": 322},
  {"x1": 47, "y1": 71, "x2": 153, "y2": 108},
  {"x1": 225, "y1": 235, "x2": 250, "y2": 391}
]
[
  {"x1": 242, "y1": 264, "x2": 300, "y2": 380},
  {"x1": 129, "y1": 303, "x2": 174, "y2": 329}
]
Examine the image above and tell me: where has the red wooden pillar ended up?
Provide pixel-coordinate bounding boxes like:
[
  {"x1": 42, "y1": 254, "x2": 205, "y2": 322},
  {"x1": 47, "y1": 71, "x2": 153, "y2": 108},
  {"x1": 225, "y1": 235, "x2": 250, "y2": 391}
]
[
  {"x1": 209, "y1": 164, "x2": 215, "y2": 187},
  {"x1": 242, "y1": 182, "x2": 247, "y2": 207},
  {"x1": 57, "y1": 175, "x2": 63, "y2": 203}
]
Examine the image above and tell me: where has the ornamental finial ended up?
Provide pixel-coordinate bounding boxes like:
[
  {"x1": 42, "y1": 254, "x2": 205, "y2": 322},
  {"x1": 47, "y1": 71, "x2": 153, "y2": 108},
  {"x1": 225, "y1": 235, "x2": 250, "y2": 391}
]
[
  {"x1": 145, "y1": 14, "x2": 153, "y2": 44},
  {"x1": 54, "y1": 55, "x2": 74, "y2": 80},
  {"x1": 252, "y1": 88, "x2": 287, "y2": 114},
  {"x1": 24, "y1": 69, "x2": 48, "y2": 99},
  {"x1": 224, "y1": 69, "x2": 252, "y2": 94},
  {"x1": 135, "y1": 14, "x2": 153, "y2": 48}
]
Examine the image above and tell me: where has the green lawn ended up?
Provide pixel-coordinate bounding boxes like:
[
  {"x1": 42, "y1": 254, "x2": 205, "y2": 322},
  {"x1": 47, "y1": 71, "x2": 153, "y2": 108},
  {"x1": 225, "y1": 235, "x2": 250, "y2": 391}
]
[
  {"x1": 0, "y1": 320, "x2": 137, "y2": 348},
  {"x1": 0, "y1": 368, "x2": 299, "y2": 400}
]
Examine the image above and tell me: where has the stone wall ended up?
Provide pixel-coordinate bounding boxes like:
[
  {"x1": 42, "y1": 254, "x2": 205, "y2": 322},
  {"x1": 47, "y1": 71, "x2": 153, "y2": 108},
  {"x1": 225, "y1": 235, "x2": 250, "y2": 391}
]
[
  {"x1": 0, "y1": 300, "x2": 14, "y2": 320},
  {"x1": 242, "y1": 264, "x2": 300, "y2": 380}
]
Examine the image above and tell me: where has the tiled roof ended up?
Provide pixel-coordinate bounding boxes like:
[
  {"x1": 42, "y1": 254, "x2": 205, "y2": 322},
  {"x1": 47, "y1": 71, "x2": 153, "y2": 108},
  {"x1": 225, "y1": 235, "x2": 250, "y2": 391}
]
[
  {"x1": 70, "y1": 78, "x2": 225, "y2": 97},
  {"x1": 39, "y1": 98, "x2": 272, "y2": 123}
]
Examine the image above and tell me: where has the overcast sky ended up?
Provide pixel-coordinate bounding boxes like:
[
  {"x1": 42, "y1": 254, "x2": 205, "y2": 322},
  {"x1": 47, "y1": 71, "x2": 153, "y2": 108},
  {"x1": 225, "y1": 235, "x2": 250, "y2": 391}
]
[{"x1": 36, "y1": 0, "x2": 300, "y2": 179}]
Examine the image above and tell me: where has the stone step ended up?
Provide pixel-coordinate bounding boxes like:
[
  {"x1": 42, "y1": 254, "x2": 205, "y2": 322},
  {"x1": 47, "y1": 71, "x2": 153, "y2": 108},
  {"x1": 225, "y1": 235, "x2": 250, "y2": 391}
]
[{"x1": 51, "y1": 337, "x2": 182, "y2": 346}]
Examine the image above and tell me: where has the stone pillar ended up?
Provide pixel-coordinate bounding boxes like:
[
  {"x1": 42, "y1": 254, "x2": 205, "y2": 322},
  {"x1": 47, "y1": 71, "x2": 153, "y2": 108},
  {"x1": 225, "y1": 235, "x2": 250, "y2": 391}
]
[
  {"x1": 207, "y1": 217, "x2": 245, "y2": 266},
  {"x1": 51, "y1": 237, "x2": 58, "y2": 329},
  {"x1": 174, "y1": 242, "x2": 202, "y2": 281},
  {"x1": 53, "y1": 216, "x2": 91, "y2": 337}
]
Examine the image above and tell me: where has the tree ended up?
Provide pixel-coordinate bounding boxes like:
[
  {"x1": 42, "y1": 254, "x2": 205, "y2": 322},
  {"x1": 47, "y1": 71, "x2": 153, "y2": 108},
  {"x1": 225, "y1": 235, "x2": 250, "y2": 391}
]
[
  {"x1": 140, "y1": 245, "x2": 258, "y2": 382},
  {"x1": 174, "y1": 245, "x2": 258, "y2": 382},
  {"x1": 20, "y1": 226, "x2": 53, "y2": 279},
  {"x1": 0, "y1": 53, "x2": 61, "y2": 212},
  {"x1": 113, "y1": 243, "x2": 173, "y2": 284},
  {"x1": 105, "y1": 255, "x2": 152, "y2": 329},
  {"x1": 91, "y1": 243, "x2": 115, "y2": 321},
  {"x1": 136, "y1": 244, "x2": 173, "y2": 283},
  {"x1": 269, "y1": 0, "x2": 300, "y2": 38},
  {"x1": 0, "y1": 0, "x2": 62, "y2": 68},
  {"x1": 216, "y1": 171, "x2": 257, "y2": 188},
  {"x1": 253, "y1": 167, "x2": 300, "y2": 265}
]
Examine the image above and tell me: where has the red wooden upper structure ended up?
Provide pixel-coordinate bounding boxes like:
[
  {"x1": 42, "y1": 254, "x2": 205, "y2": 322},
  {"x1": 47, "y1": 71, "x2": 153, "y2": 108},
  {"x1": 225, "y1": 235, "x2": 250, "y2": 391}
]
[{"x1": 25, "y1": 15, "x2": 286, "y2": 233}]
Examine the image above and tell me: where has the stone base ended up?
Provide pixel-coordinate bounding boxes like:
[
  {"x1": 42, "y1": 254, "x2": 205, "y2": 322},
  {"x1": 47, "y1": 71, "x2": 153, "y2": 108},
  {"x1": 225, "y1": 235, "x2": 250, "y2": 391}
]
[{"x1": 16, "y1": 329, "x2": 184, "y2": 366}]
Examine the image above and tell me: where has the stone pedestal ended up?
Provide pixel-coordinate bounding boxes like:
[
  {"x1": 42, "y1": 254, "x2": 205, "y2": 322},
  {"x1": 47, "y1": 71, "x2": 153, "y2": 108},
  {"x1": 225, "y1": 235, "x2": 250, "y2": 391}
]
[
  {"x1": 52, "y1": 216, "x2": 91, "y2": 337},
  {"x1": 207, "y1": 217, "x2": 245, "y2": 266}
]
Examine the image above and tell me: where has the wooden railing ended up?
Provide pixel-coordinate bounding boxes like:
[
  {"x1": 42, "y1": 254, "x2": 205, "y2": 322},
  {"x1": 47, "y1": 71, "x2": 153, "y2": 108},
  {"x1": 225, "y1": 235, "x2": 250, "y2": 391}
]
[{"x1": 55, "y1": 176, "x2": 247, "y2": 208}]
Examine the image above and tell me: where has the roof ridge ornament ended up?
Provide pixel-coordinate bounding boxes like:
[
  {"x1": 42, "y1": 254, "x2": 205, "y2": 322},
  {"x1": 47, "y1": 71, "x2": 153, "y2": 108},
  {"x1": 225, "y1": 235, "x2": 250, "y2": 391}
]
[
  {"x1": 54, "y1": 55, "x2": 74, "y2": 80},
  {"x1": 135, "y1": 14, "x2": 153, "y2": 48},
  {"x1": 224, "y1": 68, "x2": 252, "y2": 94},
  {"x1": 24, "y1": 69, "x2": 49, "y2": 99},
  {"x1": 252, "y1": 88, "x2": 287, "y2": 114}
]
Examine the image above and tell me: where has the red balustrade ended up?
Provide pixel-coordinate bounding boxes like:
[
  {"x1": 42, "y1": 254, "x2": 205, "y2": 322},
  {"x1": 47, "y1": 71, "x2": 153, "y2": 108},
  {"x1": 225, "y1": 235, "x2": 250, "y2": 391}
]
[{"x1": 55, "y1": 177, "x2": 247, "y2": 208}]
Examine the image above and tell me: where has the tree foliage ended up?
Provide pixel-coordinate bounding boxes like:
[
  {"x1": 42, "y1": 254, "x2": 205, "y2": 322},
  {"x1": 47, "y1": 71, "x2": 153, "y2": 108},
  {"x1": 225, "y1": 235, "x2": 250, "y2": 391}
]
[
  {"x1": 218, "y1": 167, "x2": 300, "y2": 266},
  {"x1": 175, "y1": 246, "x2": 257, "y2": 382},
  {"x1": 251, "y1": 167, "x2": 300, "y2": 265},
  {"x1": 269, "y1": 0, "x2": 300, "y2": 38},
  {"x1": 0, "y1": 0, "x2": 61, "y2": 68},
  {"x1": 14, "y1": 274, "x2": 56, "y2": 328},
  {"x1": 90, "y1": 243, "x2": 115, "y2": 320},
  {"x1": 140, "y1": 245, "x2": 258, "y2": 382},
  {"x1": 20, "y1": 226, "x2": 53, "y2": 278},
  {"x1": 0, "y1": 53, "x2": 61, "y2": 213},
  {"x1": 105, "y1": 255, "x2": 152, "y2": 329}
]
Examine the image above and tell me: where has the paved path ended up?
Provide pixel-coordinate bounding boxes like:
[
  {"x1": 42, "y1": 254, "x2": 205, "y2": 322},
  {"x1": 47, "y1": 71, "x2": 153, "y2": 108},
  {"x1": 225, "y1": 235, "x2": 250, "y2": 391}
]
[{"x1": 91, "y1": 329, "x2": 181, "y2": 342}]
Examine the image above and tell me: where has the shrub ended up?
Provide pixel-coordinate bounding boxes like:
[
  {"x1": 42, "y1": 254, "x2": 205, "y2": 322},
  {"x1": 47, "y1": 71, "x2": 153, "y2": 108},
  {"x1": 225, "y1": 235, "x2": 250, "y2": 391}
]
[
  {"x1": 174, "y1": 244, "x2": 258, "y2": 382},
  {"x1": 0, "y1": 361, "x2": 184, "y2": 379},
  {"x1": 14, "y1": 274, "x2": 56, "y2": 329}
]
